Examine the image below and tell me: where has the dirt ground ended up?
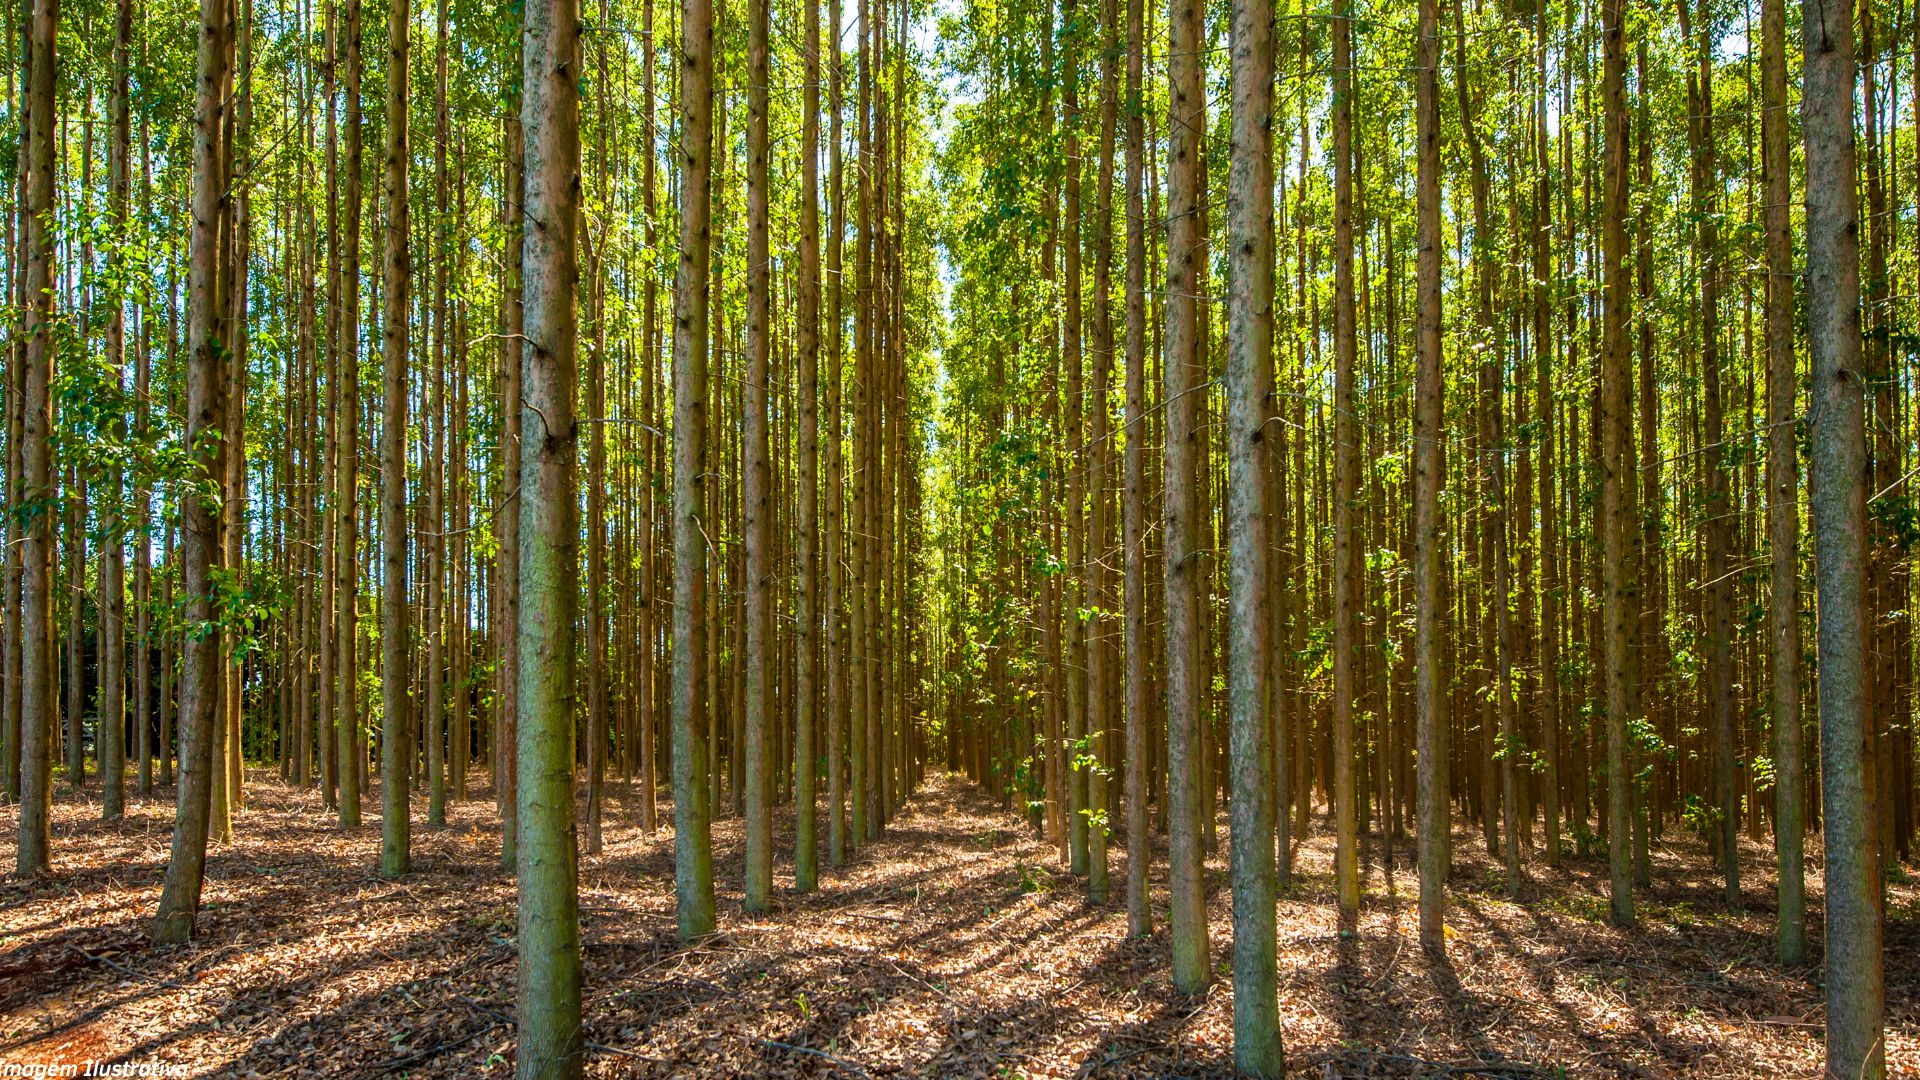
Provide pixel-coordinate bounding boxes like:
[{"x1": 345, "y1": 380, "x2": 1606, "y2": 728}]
[{"x1": 1, "y1": 768, "x2": 1915, "y2": 1077}]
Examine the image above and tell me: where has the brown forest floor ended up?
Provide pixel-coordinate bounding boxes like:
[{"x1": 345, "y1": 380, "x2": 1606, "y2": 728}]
[{"x1": 2, "y1": 768, "x2": 1917, "y2": 1078}]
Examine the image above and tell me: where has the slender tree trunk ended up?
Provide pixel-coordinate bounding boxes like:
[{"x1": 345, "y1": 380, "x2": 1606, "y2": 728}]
[
  {"x1": 825, "y1": 0, "x2": 846, "y2": 868},
  {"x1": 1064, "y1": 0, "x2": 1088, "y2": 882},
  {"x1": 218, "y1": 0, "x2": 252, "y2": 836},
  {"x1": 335, "y1": 0, "x2": 363, "y2": 831},
  {"x1": 1162, "y1": 0, "x2": 1208, "y2": 993},
  {"x1": 1803, "y1": 0, "x2": 1883, "y2": 1071},
  {"x1": 497, "y1": 34, "x2": 525, "y2": 870},
  {"x1": 1411, "y1": 0, "x2": 1447, "y2": 952},
  {"x1": 425, "y1": 0, "x2": 450, "y2": 827},
  {"x1": 98, "y1": 0, "x2": 133, "y2": 823},
  {"x1": 1759, "y1": 0, "x2": 1803, "y2": 965},
  {"x1": 1225, "y1": 0, "x2": 1278, "y2": 1064},
  {"x1": 1330, "y1": 0, "x2": 1360, "y2": 927},
  {"x1": 514, "y1": 0, "x2": 584, "y2": 1066},
  {"x1": 793, "y1": 0, "x2": 822, "y2": 894},
  {"x1": 1598, "y1": 0, "x2": 1634, "y2": 927},
  {"x1": 1120, "y1": 0, "x2": 1149, "y2": 934},
  {"x1": 672, "y1": 0, "x2": 717, "y2": 937},
  {"x1": 1086, "y1": 0, "x2": 1120, "y2": 906},
  {"x1": 741, "y1": 0, "x2": 773, "y2": 912},
  {"x1": 3, "y1": 34, "x2": 25, "y2": 809},
  {"x1": 151, "y1": 0, "x2": 230, "y2": 932},
  {"x1": 378, "y1": 0, "x2": 411, "y2": 879},
  {"x1": 13, "y1": 0, "x2": 57, "y2": 877},
  {"x1": 582, "y1": 0, "x2": 611, "y2": 858},
  {"x1": 133, "y1": 150, "x2": 153, "y2": 798}
]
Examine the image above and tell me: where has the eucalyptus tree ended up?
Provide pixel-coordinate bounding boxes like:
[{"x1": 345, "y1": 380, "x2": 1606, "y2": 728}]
[
  {"x1": 514, "y1": 0, "x2": 586, "y2": 1064},
  {"x1": 152, "y1": 0, "x2": 232, "y2": 939},
  {"x1": 1161, "y1": 0, "x2": 1208, "y2": 994},
  {"x1": 672, "y1": 0, "x2": 719, "y2": 939},
  {"x1": 1223, "y1": 0, "x2": 1278, "y2": 1062},
  {"x1": 1758, "y1": 0, "x2": 1803, "y2": 966},
  {"x1": 379, "y1": 0, "x2": 414, "y2": 880},
  {"x1": 1803, "y1": 0, "x2": 1882, "y2": 1070},
  {"x1": 14, "y1": 0, "x2": 59, "y2": 880}
]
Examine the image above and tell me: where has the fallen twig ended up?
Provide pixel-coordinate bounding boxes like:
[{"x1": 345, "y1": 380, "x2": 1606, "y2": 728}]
[
  {"x1": 72, "y1": 947, "x2": 191, "y2": 991},
  {"x1": 369, "y1": 1020, "x2": 506, "y2": 1075},
  {"x1": 760, "y1": 1038, "x2": 873, "y2": 1077}
]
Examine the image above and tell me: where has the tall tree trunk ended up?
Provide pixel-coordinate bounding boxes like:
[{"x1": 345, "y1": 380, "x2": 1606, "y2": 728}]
[
  {"x1": 1086, "y1": 0, "x2": 1120, "y2": 906},
  {"x1": 582, "y1": 19, "x2": 608, "y2": 859},
  {"x1": 741, "y1": 0, "x2": 773, "y2": 912},
  {"x1": 335, "y1": 0, "x2": 364, "y2": 831},
  {"x1": 1064, "y1": 0, "x2": 1088, "y2": 882},
  {"x1": 13, "y1": 0, "x2": 57, "y2": 877},
  {"x1": 425, "y1": 0, "x2": 450, "y2": 827},
  {"x1": 133, "y1": 131, "x2": 154, "y2": 798},
  {"x1": 1162, "y1": 0, "x2": 1209, "y2": 993},
  {"x1": 1120, "y1": 0, "x2": 1149, "y2": 936},
  {"x1": 793, "y1": 0, "x2": 822, "y2": 894},
  {"x1": 671, "y1": 0, "x2": 717, "y2": 938},
  {"x1": 378, "y1": 0, "x2": 412, "y2": 879},
  {"x1": 496, "y1": 27, "x2": 525, "y2": 870},
  {"x1": 825, "y1": 0, "x2": 846, "y2": 867},
  {"x1": 1759, "y1": 0, "x2": 1803, "y2": 965},
  {"x1": 1225, "y1": 0, "x2": 1278, "y2": 1065},
  {"x1": 1598, "y1": 0, "x2": 1634, "y2": 927},
  {"x1": 217, "y1": 0, "x2": 252, "y2": 837},
  {"x1": 514, "y1": 0, "x2": 584, "y2": 1062},
  {"x1": 634, "y1": 0, "x2": 658, "y2": 832},
  {"x1": 1803, "y1": 0, "x2": 1883, "y2": 1071},
  {"x1": 1330, "y1": 0, "x2": 1360, "y2": 926},
  {"x1": 1411, "y1": 0, "x2": 1447, "y2": 952},
  {"x1": 3, "y1": 22, "x2": 25, "y2": 808},
  {"x1": 98, "y1": 0, "x2": 134, "y2": 823},
  {"x1": 318, "y1": 6, "x2": 339, "y2": 809},
  {"x1": 151, "y1": 0, "x2": 230, "y2": 933}
]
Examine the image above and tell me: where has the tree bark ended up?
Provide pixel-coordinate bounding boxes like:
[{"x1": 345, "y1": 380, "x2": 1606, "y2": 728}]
[
  {"x1": 1162, "y1": 0, "x2": 1209, "y2": 993},
  {"x1": 151, "y1": 0, "x2": 230, "y2": 934},
  {"x1": 1225, "y1": 0, "x2": 1278, "y2": 1064},
  {"x1": 825, "y1": 0, "x2": 847, "y2": 868},
  {"x1": 741, "y1": 0, "x2": 773, "y2": 912},
  {"x1": 1759, "y1": 0, "x2": 1803, "y2": 966},
  {"x1": 1598, "y1": 0, "x2": 1634, "y2": 927},
  {"x1": 1412, "y1": 0, "x2": 1447, "y2": 952},
  {"x1": 379, "y1": 0, "x2": 412, "y2": 879},
  {"x1": 1803, "y1": 0, "x2": 1883, "y2": 1070},
  {"x1": 335, "y1": 0, "x2": 364, "y2": 831},
  {"x1": 514, "y1": 0, "x2": 584, "y2": 1067},
  {"x1": 13, "y1": 0, "x2": 57, "y2": 878},
  {"x1": 793, "y1": 0, "x2": 822, "y2": 894},
  {"x1": 1330, "y1": 0, "x2": 1360, "y2": 926},
  {"x1": 98, "y1": 0, "x2": 134, "y2": 823},
  {"x1": 1119, "y1": 0, "x2": 1149, "y2": 936},
  {"x1": 671, "y1": 0, "x2": 717, "y2": 938}
]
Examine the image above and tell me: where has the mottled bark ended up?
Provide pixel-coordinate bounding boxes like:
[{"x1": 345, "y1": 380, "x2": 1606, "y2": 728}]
[
  {"x1": 671, "y1": 0, "x2": 717, "y2": 938},
  {"x1": 1803, "y1": 0, "x2": 1883, "y2": 1071},
  {"x1": 1225, "y1": 0, "x2": 1279, "y2": 1064},
  {"x1": 1162, "y1": 0, "x2": 1209, "y2": 992},
  {"x1": 513, "y1": 0, "x2": 584, "y2": 1067},
  {"x1": 152, "y1": 0, "x2": 230, "y2": 935}
]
